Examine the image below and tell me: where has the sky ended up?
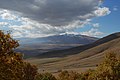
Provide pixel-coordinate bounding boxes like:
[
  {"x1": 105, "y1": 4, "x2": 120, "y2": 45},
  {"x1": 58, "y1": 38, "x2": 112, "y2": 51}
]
[{"x1": 0, "y1": 0, "x2": 120, "y2": 38}]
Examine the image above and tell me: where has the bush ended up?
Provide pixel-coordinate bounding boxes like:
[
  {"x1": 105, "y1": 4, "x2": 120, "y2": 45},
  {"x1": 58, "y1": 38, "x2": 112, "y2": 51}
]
[
  {"x1": 79, "y1": 69, "x2": 95, "y2": 80},
  {"x1": 91, "y1": 52, "x2": 120, "y2": 80},
  {"x1": 0, "y1": 30, "x2": 37, "y2": 80},
  {"x1": 81, "y1": 52, "x2": 120, "y2": 80},
  {"x1": 58, "y1": 70, "x2": 81, "y2": 80},
  {"x1": 35, "y1": 73, "x2": 57, "y2": 80}
]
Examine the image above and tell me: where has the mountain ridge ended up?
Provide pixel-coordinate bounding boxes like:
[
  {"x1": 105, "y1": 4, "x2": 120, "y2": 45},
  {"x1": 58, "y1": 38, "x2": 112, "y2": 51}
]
[
  {"x1": 17, "y1": 34, "x2": 98, "y2": 58},
  {"x1": 18, "y1": 34, "x2": 98, "y2": 45}
]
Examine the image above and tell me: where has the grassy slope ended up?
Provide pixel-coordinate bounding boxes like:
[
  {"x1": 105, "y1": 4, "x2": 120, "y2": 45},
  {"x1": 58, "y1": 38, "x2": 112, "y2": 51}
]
[{"x1": 26, "y1": 32, "x2": 120, "y2": 73}]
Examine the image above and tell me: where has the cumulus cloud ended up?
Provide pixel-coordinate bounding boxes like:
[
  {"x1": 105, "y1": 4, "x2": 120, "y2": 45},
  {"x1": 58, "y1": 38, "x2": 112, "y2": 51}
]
[
  {"x1": 0, "y1": 0, "x2": 110, "y2": 38},
  {"x1": 94, "y1": 7, "x2": 111, "y2": 17},
  {"x1": 0, "y1": 0, "x2": 100, "y2": 26}
]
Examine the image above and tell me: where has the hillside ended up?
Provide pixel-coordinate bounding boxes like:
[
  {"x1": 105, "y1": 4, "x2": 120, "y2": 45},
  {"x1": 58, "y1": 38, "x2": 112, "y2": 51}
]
[{"x1": 27, "y1": 32, "x2": 120, "y2": 73}]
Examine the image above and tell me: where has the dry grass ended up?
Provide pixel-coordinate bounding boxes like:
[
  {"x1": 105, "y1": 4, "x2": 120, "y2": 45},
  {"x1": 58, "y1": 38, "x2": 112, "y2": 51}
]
[{"x1": 26, "y1": 37, "x2": 120, "y2": 74}]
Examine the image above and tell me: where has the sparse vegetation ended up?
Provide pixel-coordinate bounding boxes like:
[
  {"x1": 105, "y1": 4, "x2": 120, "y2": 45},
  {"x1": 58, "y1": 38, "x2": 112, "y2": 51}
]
[
  {"x1": 56, "y1": 52, "x2": 120, "y2": 80},
  {"x1": 57, "y1": 70, "x2": 81, "y2": 80},
  {"x1": 1, "y1": 30, "x2": 120, "y2": 80},
  {"x1": 35, "y1": 73, "x2": 57, "y2": 80}
]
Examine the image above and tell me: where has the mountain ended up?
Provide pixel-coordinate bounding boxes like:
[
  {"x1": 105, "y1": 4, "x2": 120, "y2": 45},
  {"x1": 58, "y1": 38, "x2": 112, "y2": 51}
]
[
  {"x1": 27, "y1": 32, "x2": 120, "y2": 73},
  {"x1": 17, "y1": 34, "x2": 98, "y2": 58},
  {"x1": 36, "y1": 32, "x2": 120, "y2": 58},
  {"x1": 18, "y1": 34, "x2": 98, "y2": 45}
]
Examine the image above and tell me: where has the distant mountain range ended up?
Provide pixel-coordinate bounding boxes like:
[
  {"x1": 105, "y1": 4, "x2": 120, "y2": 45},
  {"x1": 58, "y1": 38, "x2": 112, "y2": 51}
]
[
  {"x1": 18, "y1": 34, "x2": 98, "y2": 45},
  {"x1": 16, "y1": 34, "x2": 98, "y2": 58}
]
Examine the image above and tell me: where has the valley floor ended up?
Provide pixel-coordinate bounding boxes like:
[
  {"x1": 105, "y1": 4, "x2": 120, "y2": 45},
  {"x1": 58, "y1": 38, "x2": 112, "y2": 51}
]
[{"x1": 26, "y1": 57, "x2": 96, "y2": 74}]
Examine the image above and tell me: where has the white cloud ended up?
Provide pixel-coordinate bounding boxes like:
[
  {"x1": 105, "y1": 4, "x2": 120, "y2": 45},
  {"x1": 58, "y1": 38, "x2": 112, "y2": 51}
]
[
  {"x1": 12, "y1": 31, "x2": 23, "y2": 38},
  {"x1": 0, "y1": 10, "x2": 17, "y2": 20},
  {"x1": 93, "y1": 23, "x2": 100, "y2": 28},
  {"x1": 80, "y1": 28, "x2": 103, "y2": 37},
  {"x1": 94, "y1": 7, "x2": 111, "y2": 17},
  {"x1": 9, "y1": 19, "x2": 91, "y2": 38},
  {"x1": 60, "y1": 27, "x2": 104, "y2": 37},
  {"x1": 0, "y1": 22, "x2": 8, "y2": 26}
]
